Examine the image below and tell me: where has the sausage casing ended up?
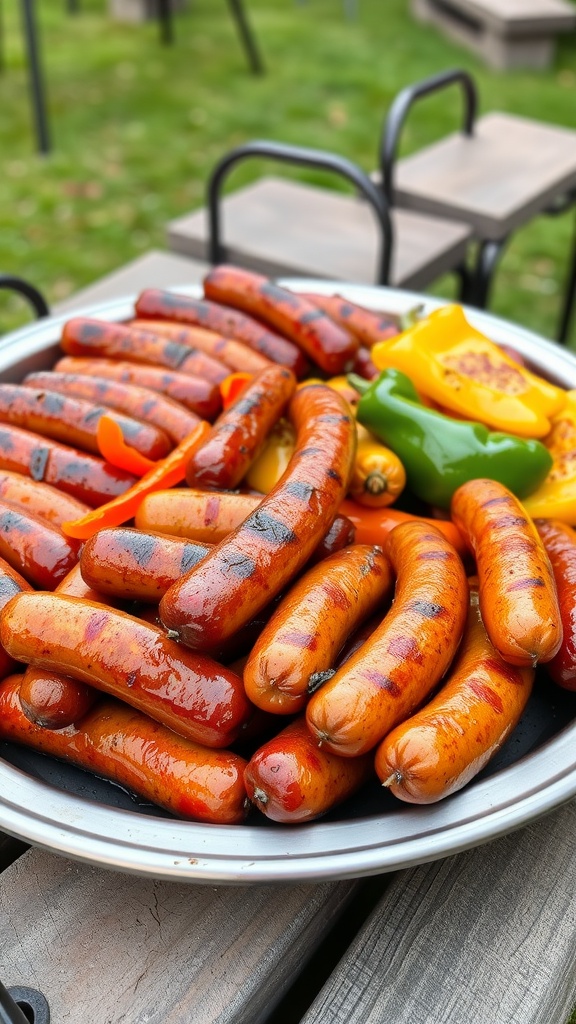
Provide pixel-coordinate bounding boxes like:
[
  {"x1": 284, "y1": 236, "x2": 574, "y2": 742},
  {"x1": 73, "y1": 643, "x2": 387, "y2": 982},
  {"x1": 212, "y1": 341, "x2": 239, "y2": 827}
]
[
  {"x1": 451, "y1": 478, "x2": 562, "y2": 666},
  {"x1": 243, "y1": 544, "x2": 393, "y2": 714},
  {"x1": 0, "y1": 675, "x2": 249, "y2": 824},
  {"x1": 305, "y1": 521, "x2": 469, "y2": 756},
  {"x1": 534, "y1": 518, "x2": 576, "y2": 689},
  {"x1": 0, "y1": 592, "x2": 253, "y2": 747},
  {"x1": 159, "y1": 383, "x2": 356, "y2": 649},
  {"x1": 374, "y1": 580, "x2": 534, "y2": 803},
  {"x1": 244, "y1": 717, "x2": 373, "y2": 823},
  {"x1": 0, "y1": 558, "x2": 32, "y2": 679},
  {"x1": 185, "y1": 365, "x2": 296, "y2": 490},
  {"x1": 0, "y1": 498, "x2": 79, "y2": 589},
  {"x1": 130, "y1": 319, "x2": 272, "y2": 375},
  {"x1": 0, "y1": 470, "x2": 90, "y2": 529}
]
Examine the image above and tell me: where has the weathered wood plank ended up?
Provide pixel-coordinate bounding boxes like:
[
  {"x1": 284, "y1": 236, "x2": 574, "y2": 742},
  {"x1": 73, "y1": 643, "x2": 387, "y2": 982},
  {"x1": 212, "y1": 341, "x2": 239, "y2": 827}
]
[
  {"x1": 0, "y1": 847, "x2": 358, "y2": 1024},
  {"x1": 299, "y1": 799, "x2": 576, "y2": 1024}
]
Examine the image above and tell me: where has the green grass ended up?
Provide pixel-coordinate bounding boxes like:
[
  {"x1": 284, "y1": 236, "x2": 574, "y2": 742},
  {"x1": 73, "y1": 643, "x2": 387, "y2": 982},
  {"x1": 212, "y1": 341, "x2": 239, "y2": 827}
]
[{"x1": 1, "y1": 0, "x2": 575, "y2": 348}]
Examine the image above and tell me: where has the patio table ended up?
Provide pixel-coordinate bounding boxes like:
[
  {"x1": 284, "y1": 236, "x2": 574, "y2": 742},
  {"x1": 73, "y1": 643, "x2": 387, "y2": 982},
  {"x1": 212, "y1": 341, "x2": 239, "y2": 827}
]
[{"x1": 0, "y1": 249, "x2": 575, "y2": 1024}]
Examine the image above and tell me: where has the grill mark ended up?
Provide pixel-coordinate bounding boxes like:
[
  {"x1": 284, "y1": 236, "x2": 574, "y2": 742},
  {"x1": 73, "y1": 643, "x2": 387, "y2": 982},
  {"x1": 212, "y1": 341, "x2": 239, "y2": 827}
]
[
  {"x1": 204, "y1": 495, "x2": 221, "y2": 526},
  {"x1": 321, "y1": 579, "x2": 350, "y2": 612},
  {"x1": 419, "y1": 550, "x2": 452, "y2": 561},
  {"x1": 316, "y1": 414, "x2": 351, "y2": 424},
  {"x1": 387, "y1": 635, "x2": 422, "y2": 662},
  {"x1": 467, "y1": 679, "x2": 504, "y2": 714},
  {"x1": 507, "y1": 577, "x2": 545, "y2": 591},
  {"x1": 409, "y1": 599, "x2": 445, "y2": 619},
  {"x1": 492, "y1": 515, "x2": 527, "y2": 530},
  {"x1": 84, "y1": 609, "x2": 109, "y2": 642},
  {"x1": 38, "y1": 391, "x2": 65, "y2": 415},
  {"x1": 244, "y1": 509, "x2": 298, "y2": 546},
  {"x1": 296, "y1": 447, "x2": 322, "y2": 459},
  {"x1": 483, "y1": 657, "x2": 524, "y2": 686},
  {"x1": 0, "y1": 576, "x2": 22, "y2": 599},
  {"x1": 124, "y1": 531, "x2": 158, "y2": 568},
  {"x1": 284, "y1": 480, "x2": 316, "y2": 502},
  {"x1": 279, "y1": 630, "x2": 318, "y2": 650},
  {"x1": 299, "y1": 309, "x2": 324, "y2": 324},
  {"x1": 30, "y1": 446, "x2": 49, "y2": 481},
  {"x1": 218, "y1": 550, "x2": 256, "y2": 579},
  {"x1": 482, "y1": 496, "x2": 514, "y2": 509},
  {"x1": 165, "y1": 341, "x2": 191, "y2": 368},
  {"x1": 234, "y1": 396, "x2": 261, "y2": 416},
  {"x1": 261, "y1": 282, "x2": 298, "y2": 305},
  {"x1": 326, "y1": 468, "x2": 342, "y2": 483},
  {"x1": 364, "y1": 668, "x2": 401, "y2": 696},
  {"x1": 180, "y1": 544, "x2": 209, "y2": 574}
]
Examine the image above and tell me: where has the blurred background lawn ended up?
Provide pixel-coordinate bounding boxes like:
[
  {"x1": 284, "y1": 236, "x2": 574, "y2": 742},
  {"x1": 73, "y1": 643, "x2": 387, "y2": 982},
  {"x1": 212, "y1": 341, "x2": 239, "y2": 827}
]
[{"x1": 1, "y1": 0, "x2": 575, "y2": 346}]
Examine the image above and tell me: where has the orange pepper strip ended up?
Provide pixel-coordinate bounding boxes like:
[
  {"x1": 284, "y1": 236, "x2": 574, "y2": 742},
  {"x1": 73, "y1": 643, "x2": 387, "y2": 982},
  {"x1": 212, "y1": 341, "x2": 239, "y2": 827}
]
[
  {"x1": 339, "y1": 499, "x2": 468, "y2": 560},
  {"x1": 62, "y1": 419, "x2": 211, "y2": 540},
  {"x1": 96, "y1": 415, "x2": 156, "y2": 477},
  {"x1": 220, "y1": 372, "x2": 253, "y2": 409}
]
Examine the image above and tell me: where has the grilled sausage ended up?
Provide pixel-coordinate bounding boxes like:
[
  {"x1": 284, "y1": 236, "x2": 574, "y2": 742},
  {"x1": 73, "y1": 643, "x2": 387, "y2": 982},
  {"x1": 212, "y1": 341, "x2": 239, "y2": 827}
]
[
  {"x1": 0, "y1": 383, "x2": 171, "y2": 459},
  {"x1": 0, "y1": 558, "x2": 32, "y2": 679},
  {"x1": 298, "y1": 292, "x2": 401, "y2": 347},
  {"x1": 60, "y1": 318, "x2": 230, "y2": 384},
  {"x1": 374, "y1": 579, "x2": 534, "y2": 803},
  {"x1": 305, "y1": 521, "x2": 468, "y2": 757},
  {"x1": 0, "y1": 498, "x2": 79, "y2": 589},
  {"x1": 134, "y1": 288, "x2": 309, "y2": 377},
  {"x1": 159, "y1": 383, "x2": 356, "y2": 650},
  {"x1": 185, "y1": 365, "x2": 296, "y2": 490},
  {"x1": 244, "y1": 716, "x2": 373, "y2": 823},
  {"x1": 23, "y1": 371, "x2": 200, "y2": 445},
  {"x1": 0, "y1": 675, "x2": 250, "y2": 824},
  {"x1": 451, "y1": 479, "x2": 562, "y2": 666},
  {"x1": 535, "y1": 518, "x2": 576, "y2": 689},
  {"x1": 0, "y1": 423, "x2": 137, "y2": 506},
  {"x1": 0, "y1": 592, "x2": 253, "y2": 747},
  {"x1": 129, "y1": 319, "x2": 272, "y2": 375},
  {"x1": 203, "y1": 265, "x2": 359, "y2": 375},
  {"x1": 53, "y1": 356, "x2": 222, "y2": 420},
  {"x1": 243, "y1": 544, "x2": 393, "y2": 714},
  {"x1": 80, "y1": 526, "x2": 211, "y2": 603},
  {"x1": 0, "y1": 470, "x2": 90, "y2": 529}
]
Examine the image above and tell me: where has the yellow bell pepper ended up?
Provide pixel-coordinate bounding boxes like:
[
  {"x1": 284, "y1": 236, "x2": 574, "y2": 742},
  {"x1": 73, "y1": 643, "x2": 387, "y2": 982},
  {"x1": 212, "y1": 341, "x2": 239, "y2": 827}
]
[
  {"x1": 371, "y1": 303, "x2": 566, "y2": 438},
  {"x1": 245, "y1": 417, "x2": 296, "y2": 494},
  {"x1": 523, "y1": 390, "x2": 576, "y2": 525}
]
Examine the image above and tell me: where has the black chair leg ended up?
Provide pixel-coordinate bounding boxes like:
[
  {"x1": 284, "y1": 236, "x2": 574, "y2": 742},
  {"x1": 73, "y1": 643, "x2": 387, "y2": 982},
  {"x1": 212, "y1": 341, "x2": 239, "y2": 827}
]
[
  {"x1": 226, "y1": 0, "x2": 265, "y2": 75},
  {"x1": 557, "y1": 211, "x2": 576, "y2": 346},
  {"x1": 20, "y1": 0, "x2": 51, "y2": 154},
  {"x1": 469, "y1": 238, "x2": 507, "y2": 310},
  {"x1": 157, "y1": 0, "x2": 173, "y2": 44}
]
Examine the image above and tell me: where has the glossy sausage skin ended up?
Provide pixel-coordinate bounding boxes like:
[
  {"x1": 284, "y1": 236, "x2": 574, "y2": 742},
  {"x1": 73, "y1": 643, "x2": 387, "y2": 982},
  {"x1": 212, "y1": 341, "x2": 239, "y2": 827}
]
[
  {"x1": 0, "y1": 676, "x2": 250, "y2": 824},
  {"x1": 299, "y1": 292, "x2": 401, "y2": 347},
  {"x1": 451, "y1": 479, "x2": 562, "y2": 667},
  {"x1": 134, "y1": 289, "x2": 309, "y2": 378},
  {"x1": 0, "y1": 558, "x2": 32, "y2": 679},
  {"x1": 0, "y1": 384, "x2": 171, "y2": 459},
  {"x1": 53, "y1": 356, "x2": 222, "y2": 420},
  {"x1": 244, "y1": 717, "x2": 373, "y2": 823},
  {"x1": 60, "y1": 319, "x2": 230, "y2": 385},
  {"x1": 24, "y1": 371, "x2": 200, "y2": 445},
  {"x1": 203, "y1": 265, "x2": 359, "y2": 376},
  {"x1": 0, "y1": 470, "x2": 90, "y2": 529},
  {"x1": 338, "y1": 500, "x2": 469, "y2": 560},
  {"x1": 0, "y1": 592, "x2": 253, "y2": 747},
  {"x1": 185, "y1": 365, "x2": 296, "y2": 491},
  {"x1": 374, "y1": 581, "x2": 534, "y2": 803},
  {"x1": 305, "y1": 521, "x2": 469, "y2": 757},
  {"x1": 80, "y1": 527, "x2": 211, "y2": 602},
  {"x1": 535, "y1": 519, "x2": 576, "y2": 689},
  {"x1": 18, "y1": 563, "x2": 119, "y2": 729},
  {"x1": 243, "y1": 544, "x2": 393, "y2": 714},
  {"x1": 0, "y1": 423, "x2": 137, "y2": 507},
  {"x1": 159, "y1": 383, "x2": 357, "y2": 650},
  {"x1": 130, "y1": 319, "x2": 272, "y2": 375},
  {"x1": 0, "y1": 498, "x2": 79, "y2": 589}
]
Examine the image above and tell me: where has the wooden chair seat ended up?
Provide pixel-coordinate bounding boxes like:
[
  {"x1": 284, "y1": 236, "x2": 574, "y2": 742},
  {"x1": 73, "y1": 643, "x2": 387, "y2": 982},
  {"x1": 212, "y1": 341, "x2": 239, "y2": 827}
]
[{"x1": 167, "y1": 175, "x2": 473, "y2": 291}]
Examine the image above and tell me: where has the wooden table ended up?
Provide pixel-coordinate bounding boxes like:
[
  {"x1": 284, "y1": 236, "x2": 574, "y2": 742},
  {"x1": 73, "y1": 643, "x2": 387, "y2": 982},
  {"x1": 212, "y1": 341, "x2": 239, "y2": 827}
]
[{"x1": 2, "y1": 250, "x2": 576, "y2": 1024}]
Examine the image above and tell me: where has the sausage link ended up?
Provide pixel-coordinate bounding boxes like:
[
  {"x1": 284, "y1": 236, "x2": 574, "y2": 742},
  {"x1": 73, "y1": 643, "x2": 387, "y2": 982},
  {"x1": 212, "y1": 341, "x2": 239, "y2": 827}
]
[
  {"x1": 60, "y1": 319, "x2": 230, "y2": 384},
  {"x1": 243, "y1": 544, "x2": 393, "y2": 714},
  {"x1": 159, "y1": 383, "x2": 357, "y2": 649},
  {"x1": 24, "y1": 371, "x2": 200, "y2": 445},
  {"x1": 244, "y1": 717, "x2": 373, "y2": 823},
  {"x1": 0, "y1": 383, "x2": 171, "y2": 459},
  {"x1": 299, "y1": 292, "x2": 401, "y2": 347},
  {"x1": 0, "y1": 423, "x2": 137, "y2": 507},
  {"x1": 451, "y1": 479, "x2": 562, "y2": 667},
  {"x1": 374, "y1": 580, "x2": 534, "y2": 803},
  {"x1": 53, "y1": 357, "x2": 222, "y2": 420},
  {"x1": 185, "y1": 365, "x2": 296, "y2": 490},
  {"x1": 534, "y1": 519, "x2": 576, "y2": 689},
  {"x1": 0, "y1": 470, "x2": 90, "y2": 529},
  {"x1": 0, "y1": 592, "x2": 253, "y2": 747},
  {"x1": 80, "y1": 526, "x2": 211, "y2": 602},
  {"x1": 134, "y1": 289, "x2": 309, "y2": 378},
  {"x1": 129, "y1": 319, "x2": 272, "y2": 375},
  {"x1": 0, "y1": 558, "x2": 32, "y2": 679},
  {"x1": 0, "y1": 498, "x2": 79, "y2": 589},
  {"x1": 203, "y1": 265, "x2": 359, "y2": 376},
  {"x1": 136, "y1": 488, "x2": 355, "y2": 560},
  {"x1": 0, "y1": 676, "x2": 250, "y2": 824},
  {"x1": 305, "y1": 521, "x2": 469, "y2": 757},
  {"x1": 18, "y1": 563, "x2": 119, "y2": 729}
]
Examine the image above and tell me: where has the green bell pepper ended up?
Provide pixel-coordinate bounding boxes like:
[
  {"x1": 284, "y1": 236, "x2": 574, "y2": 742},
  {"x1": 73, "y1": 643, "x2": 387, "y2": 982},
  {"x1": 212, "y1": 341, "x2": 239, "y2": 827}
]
[{"x1": 349, "y1": 369, "x2": 553, "y2": 509}]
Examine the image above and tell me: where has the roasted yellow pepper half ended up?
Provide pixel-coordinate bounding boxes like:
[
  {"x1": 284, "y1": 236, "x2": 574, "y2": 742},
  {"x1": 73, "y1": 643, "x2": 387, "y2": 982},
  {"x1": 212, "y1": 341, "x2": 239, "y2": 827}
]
[
  {"x1": 371, "y1": 304, "x2": 566, "y2": 438},
  {"x1": 523, "y1": 390, "x2": 576, "y2": 525}
]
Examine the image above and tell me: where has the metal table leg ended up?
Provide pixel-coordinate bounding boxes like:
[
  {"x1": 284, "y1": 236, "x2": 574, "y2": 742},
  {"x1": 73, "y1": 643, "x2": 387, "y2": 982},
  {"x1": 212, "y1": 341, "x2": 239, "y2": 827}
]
[
  {"x1": 558, "y1": 208, "x2": 576, "y2": 345},
  {"x1": 226, "y1": 0, "x2": 265, "y2": 74},
  {"x1": 19, "y1": 0, "x2": 51, "y2": 154}
]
